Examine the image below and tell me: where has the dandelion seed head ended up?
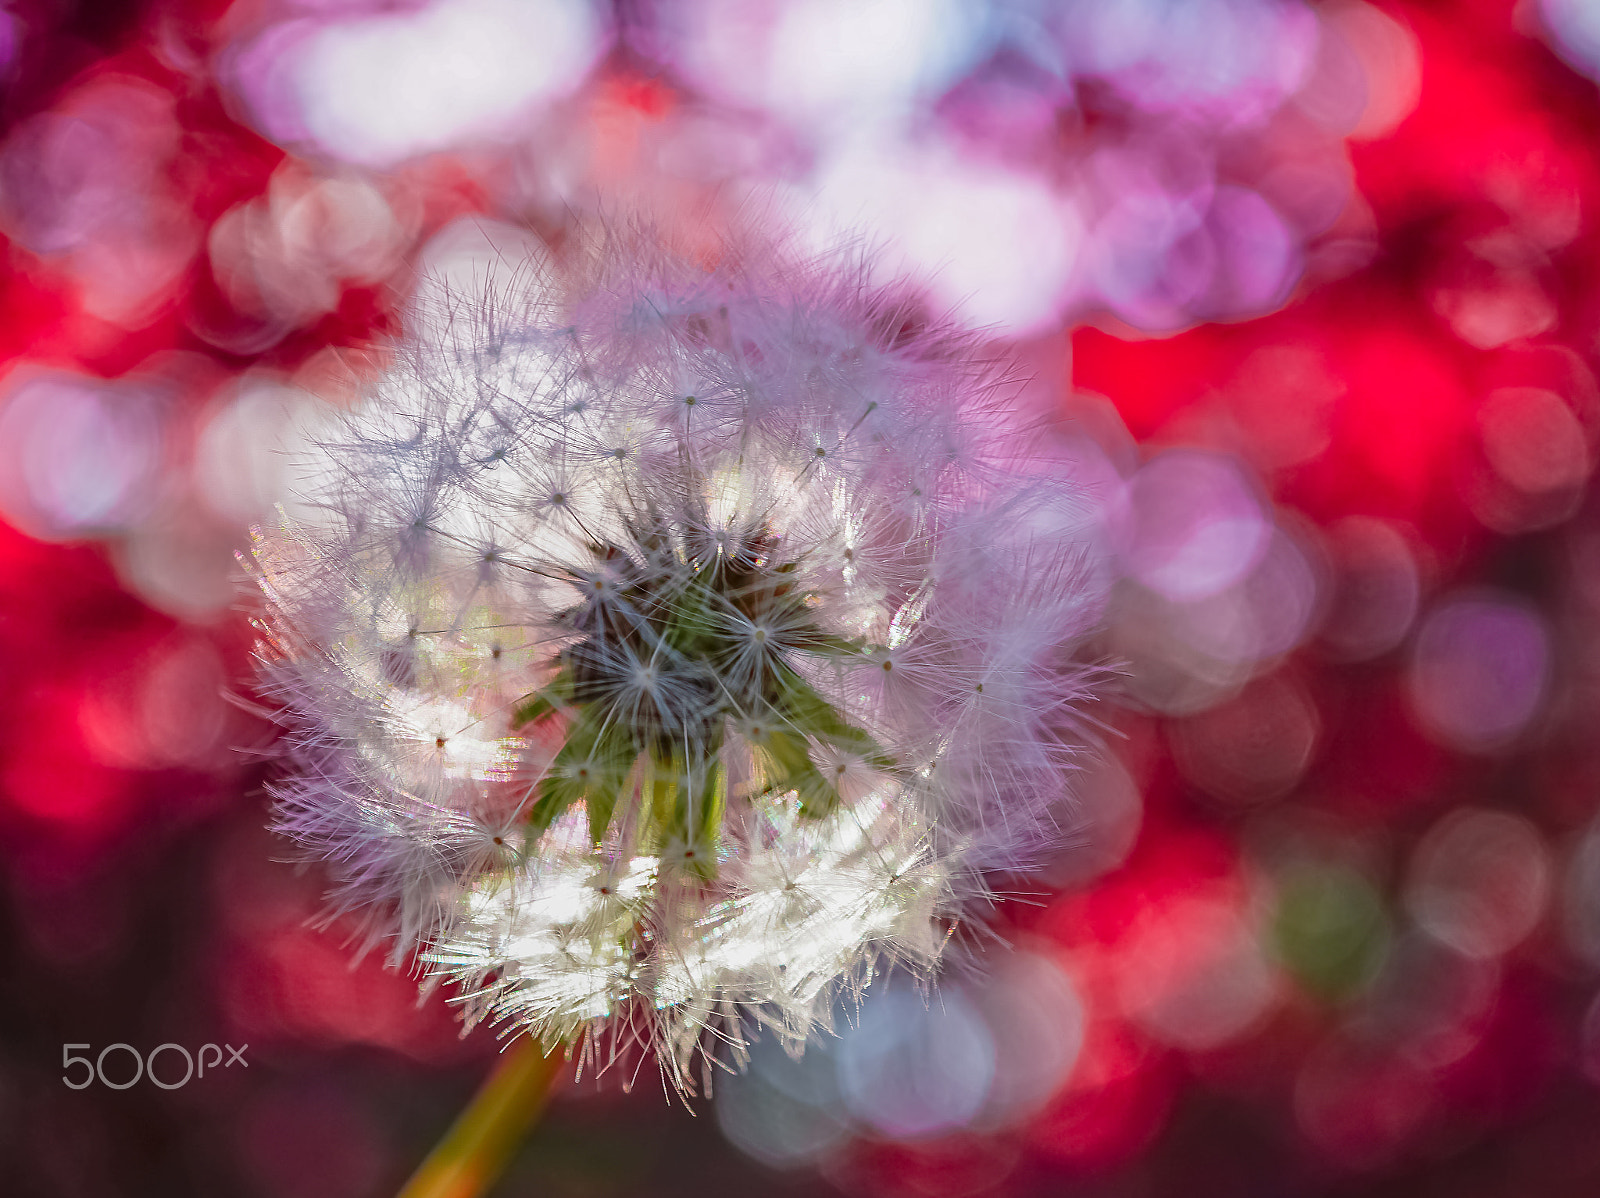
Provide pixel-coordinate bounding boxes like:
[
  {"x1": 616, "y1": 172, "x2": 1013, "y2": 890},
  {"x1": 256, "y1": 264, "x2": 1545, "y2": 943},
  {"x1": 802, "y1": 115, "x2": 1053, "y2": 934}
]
[{"x1": 253, "y1": 229, "x2": 1108, "y2": 1092}]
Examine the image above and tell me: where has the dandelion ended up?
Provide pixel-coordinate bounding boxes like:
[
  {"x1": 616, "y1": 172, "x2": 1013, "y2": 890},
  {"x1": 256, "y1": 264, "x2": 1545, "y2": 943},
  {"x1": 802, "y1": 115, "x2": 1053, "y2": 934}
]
[{"x1": 252, "y1": 229, "x2": 1107, "y2": 1119}]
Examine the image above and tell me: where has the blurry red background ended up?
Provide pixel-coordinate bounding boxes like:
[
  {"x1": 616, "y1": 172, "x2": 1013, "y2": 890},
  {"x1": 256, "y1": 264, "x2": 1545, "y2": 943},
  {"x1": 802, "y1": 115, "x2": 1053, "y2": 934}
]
[{"x1": 8, "y1": 1, "x2": 1600, "y2": 1196}]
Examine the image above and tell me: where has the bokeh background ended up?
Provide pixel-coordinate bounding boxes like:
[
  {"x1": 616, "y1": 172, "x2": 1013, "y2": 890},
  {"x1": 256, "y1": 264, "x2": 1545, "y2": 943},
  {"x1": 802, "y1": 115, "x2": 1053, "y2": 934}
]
[{"x1": 8, "y1": 0, "x2": 1600, "y2": 1194}]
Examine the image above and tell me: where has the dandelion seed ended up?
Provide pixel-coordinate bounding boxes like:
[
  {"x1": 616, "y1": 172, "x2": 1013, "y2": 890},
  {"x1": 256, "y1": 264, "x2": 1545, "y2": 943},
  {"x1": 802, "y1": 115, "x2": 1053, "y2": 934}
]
[{"x1": 252, "y1": 229, "x2": 1108, "y2": 1093}]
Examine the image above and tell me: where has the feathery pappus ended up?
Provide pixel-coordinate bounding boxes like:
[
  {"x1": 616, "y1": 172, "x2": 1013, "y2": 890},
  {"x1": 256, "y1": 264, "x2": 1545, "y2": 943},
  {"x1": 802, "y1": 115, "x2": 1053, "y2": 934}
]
[{"x1": 251, "y1": 229, "x2": 1109, "y2": 1093}]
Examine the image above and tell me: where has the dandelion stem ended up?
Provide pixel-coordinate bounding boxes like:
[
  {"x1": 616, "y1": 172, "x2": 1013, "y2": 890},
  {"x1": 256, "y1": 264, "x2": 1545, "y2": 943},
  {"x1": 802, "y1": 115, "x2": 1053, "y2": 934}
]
[{"x1": 396, "y1": 1038, "x2": 565, "y2": 1198}]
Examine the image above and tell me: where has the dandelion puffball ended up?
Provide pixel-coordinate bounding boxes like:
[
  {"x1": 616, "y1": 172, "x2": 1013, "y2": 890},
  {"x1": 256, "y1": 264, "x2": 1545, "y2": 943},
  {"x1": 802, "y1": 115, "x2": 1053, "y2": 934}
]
[{"x1": 252, "y1": 231, "x2": 1107, "y2": 1091}]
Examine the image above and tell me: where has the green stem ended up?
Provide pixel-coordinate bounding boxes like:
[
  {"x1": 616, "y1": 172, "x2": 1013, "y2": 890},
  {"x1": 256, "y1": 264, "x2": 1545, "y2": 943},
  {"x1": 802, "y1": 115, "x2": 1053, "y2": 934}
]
[{"x1": 396, "y1": 1037, "x2": 565, "y2": 1198}]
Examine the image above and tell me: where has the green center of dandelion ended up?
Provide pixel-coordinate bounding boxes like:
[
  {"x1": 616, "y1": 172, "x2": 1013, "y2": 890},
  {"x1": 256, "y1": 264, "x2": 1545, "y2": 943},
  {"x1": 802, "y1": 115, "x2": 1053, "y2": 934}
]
[{"x1": 509, "y1": 510, "x2": 892, "y2": 878}]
